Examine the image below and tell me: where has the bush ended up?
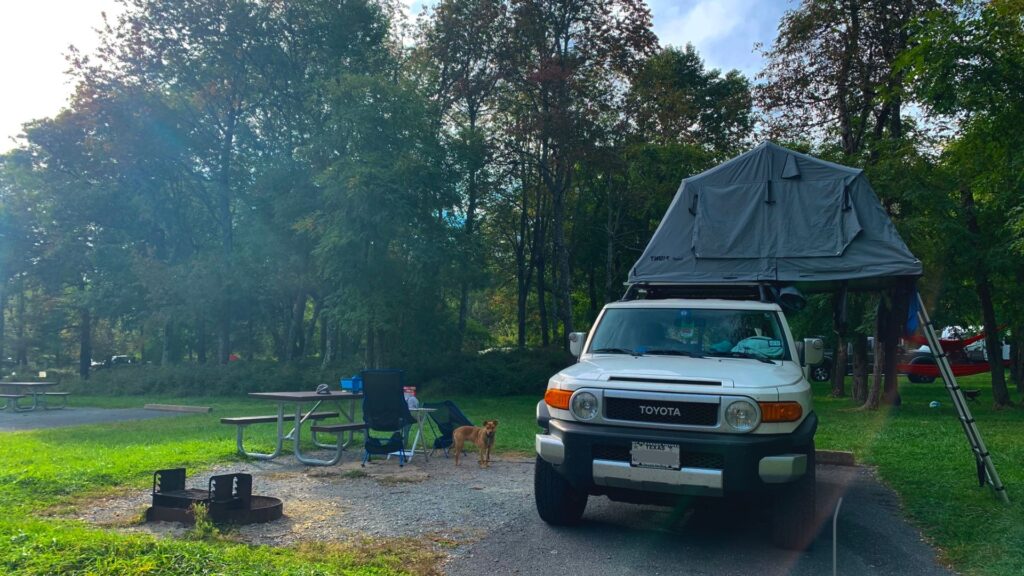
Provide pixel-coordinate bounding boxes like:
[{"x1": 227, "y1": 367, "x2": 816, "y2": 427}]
[
  {"x1": 63, "y1": 360, "x2": 362, "y2": 397},
  {"x1": 60, "y1": 348, "x2": 574, "y2": 397},
  {"x1": 417, "y1": 348, "x2": 574, "y2": 396}
]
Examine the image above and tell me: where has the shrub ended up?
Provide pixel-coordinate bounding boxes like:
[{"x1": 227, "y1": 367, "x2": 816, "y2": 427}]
[{"x1": 59, "y1": 348, "x2": 574, "y2": 397}]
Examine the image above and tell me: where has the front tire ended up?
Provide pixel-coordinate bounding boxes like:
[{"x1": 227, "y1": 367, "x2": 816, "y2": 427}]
[
  {"x1": 535, "y1": 456, "x2": 588, "y2": 525},
  {"x1": 771, "y1": 446, "x2": 817, "y2": 550}
]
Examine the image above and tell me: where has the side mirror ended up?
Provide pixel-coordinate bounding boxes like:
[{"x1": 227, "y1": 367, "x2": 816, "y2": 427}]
[
  {"x1": 803, "y1": 337, "x2": 824, "y2": 366},
  {"x1": 568, "y1": 332, "x2": 587, "y2": 357}
]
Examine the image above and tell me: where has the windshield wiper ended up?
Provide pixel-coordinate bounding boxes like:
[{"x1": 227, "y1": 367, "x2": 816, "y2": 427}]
[
  {"x1": 644, "y1": 349, "x2": 706, "y2": 358},
  {"x1": 591, "y1": 347, "x2": 641, "y2": 356},
  {"x1": 708, "y1": 351, "x2": 777, "y2": 364}
]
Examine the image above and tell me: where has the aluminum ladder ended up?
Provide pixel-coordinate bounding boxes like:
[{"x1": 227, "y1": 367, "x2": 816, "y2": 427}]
[{"x1": 916, "y1": 293, "x2": 1009, "y2": 503}]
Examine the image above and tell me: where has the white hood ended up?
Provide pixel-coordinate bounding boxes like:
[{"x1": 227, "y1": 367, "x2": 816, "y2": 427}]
[{"x1": 559, "y1": 354, "x2": 804, "y2": 390}]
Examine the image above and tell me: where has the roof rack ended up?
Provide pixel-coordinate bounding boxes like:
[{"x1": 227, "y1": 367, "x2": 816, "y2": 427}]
[
  {"x1": 622, "y1": 283, "x2": 765, "y2": 302},
  {"x1": 622, "y1": 283, "x2": 807, "y2": 312}
]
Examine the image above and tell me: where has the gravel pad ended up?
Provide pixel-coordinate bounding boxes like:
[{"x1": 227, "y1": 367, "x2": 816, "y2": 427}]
[{"x1": 72, "y1": 451, "x2": 534, "y2": 547}]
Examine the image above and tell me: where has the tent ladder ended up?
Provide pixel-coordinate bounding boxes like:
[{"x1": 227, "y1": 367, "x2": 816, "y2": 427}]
[{"x1": 916, "y1": 293, "x2": 1009, "y2": 504}]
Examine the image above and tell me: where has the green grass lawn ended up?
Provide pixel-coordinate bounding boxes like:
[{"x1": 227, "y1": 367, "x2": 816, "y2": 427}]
[{"x1": 2, "y1": 379, "x2": 1022, "y2": 574}]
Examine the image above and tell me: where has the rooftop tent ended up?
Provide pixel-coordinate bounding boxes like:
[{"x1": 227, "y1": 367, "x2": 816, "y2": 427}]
[{"x1": 627, "y1": 142, "x2": 922, "y2": 288}]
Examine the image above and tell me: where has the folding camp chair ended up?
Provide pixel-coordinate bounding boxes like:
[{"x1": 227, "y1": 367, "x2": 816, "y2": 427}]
[
  {"x1": 422, "y1": 400, "x2": 474, "y2": 458},
  {"x1": 360, "y1": 369, "x2": 414, "y2": 467}
]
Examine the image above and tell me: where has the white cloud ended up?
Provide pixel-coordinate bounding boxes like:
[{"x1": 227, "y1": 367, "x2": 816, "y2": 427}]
[
  {"x1": 656, "y1": 0, "x2": 750, "y2": 49},
  {"x1": 649, "y1": 0, "x2": 791, "y2": 77}
]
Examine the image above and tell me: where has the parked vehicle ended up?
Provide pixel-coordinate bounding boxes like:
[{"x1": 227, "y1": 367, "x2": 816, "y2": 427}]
[
  {"x1": 535, "y1": 293, "x2": 824, "y2": 549},
  {"x1": 91, "y1": 355, "x2": 136, "y2": 370}
]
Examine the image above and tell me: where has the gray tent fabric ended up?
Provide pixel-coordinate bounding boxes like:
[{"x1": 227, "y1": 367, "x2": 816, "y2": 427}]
[{"x1": 628, "y1": 142, "x2": 922, "y2": 285}]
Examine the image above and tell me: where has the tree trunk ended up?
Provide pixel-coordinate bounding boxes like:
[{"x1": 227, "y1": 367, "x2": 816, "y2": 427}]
[
  {"x1": 587, "y1": 269, "x2": 598, "y2": 321},
  {"x1": 161, "y1": 320, "x2": 174, "y2": 366},
  {"x1": 553, "y1": 184, "x2": 573, "y2": 349},
  {"x1": 285, "y1": 291, "x2": 305, "y2": 363},
  {"x1": 961, "y1": 187, "x2": 1011, "y2": 406},
  {"x1": 516, "y1": 179, "x2": 531, "y2": 350},
  {"x1": 365, "y1": 318, "x2": 375, "y2": 369},
  {"x1": 305, "y1": 295, "x2": 322, "y2": 360},
  {"x1": 16, "y1": 286, "x2": 27, "y2": 366},
  {"x1": 831, "y1": 334, "x2": 846, "y2": 397},
  {"x1": 516, "y1": 245, "x2": 528, "y2": 350},
  {"x1": 852, "y1": 334, "x2": 869, "y2": 402},
  {"x1": 457, "y1": 109, "x2": 483, "y2": 348},
  {"x1": 1011, "y1": 325, "x2": 1024, "y2": 394},
  {"x1": 0, "y1": 281, "x2": 6, "y2": 367},
  {"x1": 864, "y1": 336, "x2": 883, "y2": 410},
  {"x1": 197, "y1": 317, "x2": 207, "y2": 365},
  {"x1": 245, "y1": 315, "x2": 255, "y2": 361},
  {"x1": 883, "y1": 286, "x2": 905, "y2": 406},
  {"x1": 319, "y1": 310, "x2": 328, "y2": 360},
  {"x1": 605, "y1": 176, "x2": 620, "y2": 303},
  {"x1": 79, "y1": 307, "x2": 92, "y2": 380},
  {"x1": 321, "y1": 316, "x2": 334, "y2": 368},
  {"x1": 216, "y1": 109, "x2": 237, "y2": 365},
  {"x1": 537, "y1": 253, "x2": 550, "y2": 347},
  {"x1": 863, "y1": 301, "x2": 885, "y2": 410},
  {"x1": 218, "y1": 316, "x2": 231, "y2": 364}
]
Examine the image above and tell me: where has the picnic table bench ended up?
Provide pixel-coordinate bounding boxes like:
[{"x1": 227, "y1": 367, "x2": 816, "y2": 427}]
[
  {"x1": 306, "y1": 422, "x2": 367, "y2": 465},
  {"x1": 0, "y1": 393, "x2": 27, "y2": 411},
  {"x1": 221, "y1": 411, "x2": 341, "y2": 460}
]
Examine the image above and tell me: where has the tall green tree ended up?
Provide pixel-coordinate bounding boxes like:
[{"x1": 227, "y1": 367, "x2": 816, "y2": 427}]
[
  {"x1": 502, "y1": 0, "x2": 657, "y2": 349},
  {"x1": 900, "y1": 0, "x2": 1024, "y2": 405}
]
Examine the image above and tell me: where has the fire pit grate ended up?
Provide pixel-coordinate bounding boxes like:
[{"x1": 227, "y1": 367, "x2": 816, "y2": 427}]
[{"x1": 146, "y1": 468, "x2": 282, "y2": 525}]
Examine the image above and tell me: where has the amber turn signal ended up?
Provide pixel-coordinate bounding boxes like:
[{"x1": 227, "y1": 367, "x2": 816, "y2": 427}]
[
  {"x1": 759, "y1": 401, "x2": 803, "y2": 422},
  {"x1": 545, "y1": 389, "x2": 573, "y2": 410}
]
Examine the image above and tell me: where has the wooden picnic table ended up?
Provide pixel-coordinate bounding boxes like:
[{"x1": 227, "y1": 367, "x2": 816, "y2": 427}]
[
  {"x1": 226, "y1": 390, "x2": 364, "y2": 466},
  {"x1": 0, "y1": 382, "x2": 67, "y2": 411}
]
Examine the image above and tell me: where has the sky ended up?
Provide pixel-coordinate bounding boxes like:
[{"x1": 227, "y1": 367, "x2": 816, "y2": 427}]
[{"x1": 0, "y1": 0, "x2": 793, "y2": 152}]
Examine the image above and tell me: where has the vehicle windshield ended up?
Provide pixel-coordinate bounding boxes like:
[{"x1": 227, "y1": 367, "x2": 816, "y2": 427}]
[{"x1": 588, "y1": 307, "x2": 791, "y2": 361}]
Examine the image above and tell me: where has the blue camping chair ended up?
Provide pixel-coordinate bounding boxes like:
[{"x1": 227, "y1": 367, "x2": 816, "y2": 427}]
[
  {"x1": 360, "y1": 369, "x2": 414, "y2": 467},
  {"x1": 422, "y1": 400, "x2": 474, "y2": 458}
]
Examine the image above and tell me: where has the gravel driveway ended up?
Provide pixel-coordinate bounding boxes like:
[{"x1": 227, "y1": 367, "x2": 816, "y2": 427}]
[{"x1": 74, "y1": 452, "x2": 953, "y2": 575}]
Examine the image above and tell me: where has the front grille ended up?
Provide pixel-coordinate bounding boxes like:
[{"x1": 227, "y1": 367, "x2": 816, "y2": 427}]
[
  {"x1": 604, "y1": 397, "x2": 718, "y2": 426},
  {"x1": 591, "y1": 443, "x2": 724, "y2": 469}
]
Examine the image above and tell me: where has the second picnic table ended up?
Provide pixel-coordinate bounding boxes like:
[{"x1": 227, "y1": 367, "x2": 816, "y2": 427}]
[
  {"x1": 222, "y1": 390, "x2": 364, "y2": 466},
  {"x1": 0, "y1": 382, "x2": 68, "y2": 411}
]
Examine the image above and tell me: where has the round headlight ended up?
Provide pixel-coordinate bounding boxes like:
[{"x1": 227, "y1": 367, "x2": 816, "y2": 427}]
[
  {"x1": 570, "y1": 391, "x2": 599, "y2": 421},
  {"x1": 725, "y1": 400, "x2": 759, "y2": 432}
]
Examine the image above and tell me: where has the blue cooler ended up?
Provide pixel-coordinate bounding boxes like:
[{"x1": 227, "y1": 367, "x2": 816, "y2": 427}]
[{"x1": 340, "y1": 375, "x2": 363, "y2": 392}]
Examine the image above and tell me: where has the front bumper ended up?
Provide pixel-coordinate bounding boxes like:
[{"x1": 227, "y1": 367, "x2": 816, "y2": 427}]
[{"x1": 536, "y1": 412, "x2": 817, "y2": 497}]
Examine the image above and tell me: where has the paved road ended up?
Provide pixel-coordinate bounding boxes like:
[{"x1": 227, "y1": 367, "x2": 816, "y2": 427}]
[
  {"x1": 445, "y1": 465, "x2": 953, "y2": 576},
  {"x1": 0, "y1": 407, "x2": 185, "y2": 432}
]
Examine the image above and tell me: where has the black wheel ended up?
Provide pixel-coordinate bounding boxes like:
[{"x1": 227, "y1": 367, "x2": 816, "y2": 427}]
[
  {"x1": 810, "y1": 364, "x2": 831, "y2": 382},
  {"x1": 535, "y1": 456, "x2": 587, "y2": 525},
  {"x1": 771, "y1": 446, "x2": 817, "y2": 550}
]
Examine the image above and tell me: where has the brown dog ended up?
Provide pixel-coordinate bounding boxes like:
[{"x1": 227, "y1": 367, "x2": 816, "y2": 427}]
[{"x1": 452, "y1": 420, "x2": 499, "y2": 467}]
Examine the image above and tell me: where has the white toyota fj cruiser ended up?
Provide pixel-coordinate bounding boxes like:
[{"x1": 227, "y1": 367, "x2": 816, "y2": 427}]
[{"x1": 535, "y1": 289, "x2": 823, "y2": 549}]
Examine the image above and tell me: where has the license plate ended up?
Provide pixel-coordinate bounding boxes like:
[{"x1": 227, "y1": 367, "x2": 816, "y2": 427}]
[{"x1": 631, "y1": 441, "x2": 680, "y2": 470}]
